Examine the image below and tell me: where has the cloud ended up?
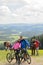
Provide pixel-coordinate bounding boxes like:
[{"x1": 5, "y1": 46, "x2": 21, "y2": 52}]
[
  {"x1": 0, "y1": 0, "x2": 43, "y2": 24},
  {"x1": 0, "y1": 6, "x2": 11, "y2": 16},
  {"x1": 0, "y1": 0, "x2": 8, "y2": 6}
]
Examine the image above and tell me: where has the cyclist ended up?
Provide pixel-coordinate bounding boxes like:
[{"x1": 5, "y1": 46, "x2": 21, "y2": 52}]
[
  {"x1": 12, "y1": 40, "x2": 21, "y2": 62},
  {"x1": 19, "y1": 36, "x2": 30, "y2": 60}
]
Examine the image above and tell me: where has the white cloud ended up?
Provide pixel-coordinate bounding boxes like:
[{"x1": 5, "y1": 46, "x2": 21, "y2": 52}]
[
  {"x1": 0, "y1": 6, "x2": 11, "y2": 16},
  {"x1": 0, "y1": 0, "x2": 43, "y2": 24},
  {"x1": 0, "y1": 0, "x2": 8, "y2": 6}
]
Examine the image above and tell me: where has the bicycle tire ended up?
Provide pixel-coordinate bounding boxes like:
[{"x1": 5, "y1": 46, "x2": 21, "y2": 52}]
[
  {"x1": 11, "y1": 52, "x2": 15, "y2": 59},
  {"x1": 17, "y1": 54, "x2": 21, "y2": 65},
  {"x1": 6, "y1": 53, "x2": 12, "y2": 63},
  {"x1": 26, "y1": 54, "x2": 31, "y2": 64}
]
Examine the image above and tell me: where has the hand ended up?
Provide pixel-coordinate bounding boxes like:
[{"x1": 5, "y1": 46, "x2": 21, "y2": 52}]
[
  {"x1": 29, "y1": 47, "x2": 30, "y2": 49},
  {"x1": 10, "y1": 48, "x2": 13, "y2": 50},
  {"x1": 27, "y1": 47, "x2": 30, "y2": 50}
]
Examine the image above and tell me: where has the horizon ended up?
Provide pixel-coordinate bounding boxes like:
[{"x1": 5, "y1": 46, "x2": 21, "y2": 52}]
[{"x1": 0, "y1": 23, "x2": 43, "y2": 25}]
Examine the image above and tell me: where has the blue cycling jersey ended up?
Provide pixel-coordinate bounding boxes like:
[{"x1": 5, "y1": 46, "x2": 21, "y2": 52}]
[{"x1": 20, "y1": 39, "x2": 30, "y2": 49}]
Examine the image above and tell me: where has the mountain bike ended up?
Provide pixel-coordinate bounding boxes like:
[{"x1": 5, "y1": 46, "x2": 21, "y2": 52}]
[
  {"x1": 6, "y1": 49, "x2": 31, "y2": 65},
  {"x1": 20, "y1": 49, "x2": 31, "y2": 64},
  {"x1": 6, "y1": 50, "x2": 21, "y2": 65}
]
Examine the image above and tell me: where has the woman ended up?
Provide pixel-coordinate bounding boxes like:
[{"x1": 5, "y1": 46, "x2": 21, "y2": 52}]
[{"x1": 12, "y1": 40, "x2": 21, "y2": 62}]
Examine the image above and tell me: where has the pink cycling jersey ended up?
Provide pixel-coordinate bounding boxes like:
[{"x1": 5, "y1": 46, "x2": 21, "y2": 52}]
[{"x1": 12, "y1": 42, "x2": 21, "y2": 50}]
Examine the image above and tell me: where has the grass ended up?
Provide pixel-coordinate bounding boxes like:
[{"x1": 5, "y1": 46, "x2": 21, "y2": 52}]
[
  {"x1": 0, "y1": 50, "x2": 10, "y2": 62},
  {"x1": 39, "y1": 50, "x2": 43, "y2": 56},
  {"x1": 0, "y1": 50, "x2": 43, "y2": 62}
]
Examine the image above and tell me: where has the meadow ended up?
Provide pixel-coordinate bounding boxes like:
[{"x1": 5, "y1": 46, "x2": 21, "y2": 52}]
[{"x1": 0, "y1": 50, "x2": 43, "y2": 62}]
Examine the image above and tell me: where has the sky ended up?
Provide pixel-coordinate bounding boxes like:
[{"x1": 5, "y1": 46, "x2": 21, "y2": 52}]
[{"x1": 0, "y1": 0, "x2": 43, "y2": 24}]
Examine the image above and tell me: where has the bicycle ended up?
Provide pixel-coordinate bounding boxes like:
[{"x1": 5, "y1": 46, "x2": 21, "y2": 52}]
[
  {"x1": 20, "y1": 49, "x2": 31, "y2": 64},
  {"x1": 6, "y1": 49, "x2": 21, "y2": 65},
  {"x1": 6, "y1": 49, "x2": 31, "y2": 65}
]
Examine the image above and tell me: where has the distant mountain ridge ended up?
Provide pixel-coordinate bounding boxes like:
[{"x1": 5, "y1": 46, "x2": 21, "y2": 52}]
[{"x1": 0, "y1": 23, "x2": 43, "y2": 41}]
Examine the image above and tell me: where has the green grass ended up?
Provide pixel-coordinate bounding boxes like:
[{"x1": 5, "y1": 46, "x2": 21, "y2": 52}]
[
  {"x1": 0, "y1": 50, "x2": 43, "y2": 62},
  {"x1": 28, "y1": 50, "x2": 43, "y2": 57},
  {"x1": 0, "y1": 50, "x2": 10, "y2": 62},
  {"x1": 39, "y1": 50, "x2": 43, "y2": 56}
]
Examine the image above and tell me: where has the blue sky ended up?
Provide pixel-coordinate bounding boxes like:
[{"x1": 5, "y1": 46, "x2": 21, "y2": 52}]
[{"x1": 0, "y1": 0, "x2": 43, "y2": 24}]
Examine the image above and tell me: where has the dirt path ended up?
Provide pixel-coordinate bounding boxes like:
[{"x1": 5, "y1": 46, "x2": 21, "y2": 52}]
[{"x1": 0, "y1": 56, "x2": 43, "y2": 65}]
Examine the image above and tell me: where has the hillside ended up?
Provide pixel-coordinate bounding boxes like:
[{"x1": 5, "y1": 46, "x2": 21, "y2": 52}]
[{"x1": 0, "y1": 23, "x2": 43, "y2": 42}]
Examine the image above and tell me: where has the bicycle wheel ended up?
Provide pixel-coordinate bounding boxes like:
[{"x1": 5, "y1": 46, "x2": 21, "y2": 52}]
[
  {"x1": 17, "y1": 59, "x2": 20, "y2": 65},
  {"x1": 17, "y1": 60, "x2": 20, "y2": 65},
  {"x1": 6, "y1": 53, "x2": 12, "y2": 63},
  {"x1": 17, "y1": 54, "x2": 21, "y2": 65},
  {"x1": 26, "y1": 54, "x2": 31, "y2": 64},
  {"x1": 11, "y1": 52, "x2": 15, "y2": 59}
]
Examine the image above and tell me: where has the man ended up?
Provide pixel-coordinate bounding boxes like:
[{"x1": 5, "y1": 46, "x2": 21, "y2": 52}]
[
  {"x1": 34, "y1": 40, "x2": 40, "y2": 56},
  {"x1": 19, "y1": 36, "x2": 30, "y2": 60},
  {"x1": 30, "y1": 38, "x2": 36, "y2": 56},
  {"x1": 19, "y1": 36, "x2": 30, "y2": 49}
]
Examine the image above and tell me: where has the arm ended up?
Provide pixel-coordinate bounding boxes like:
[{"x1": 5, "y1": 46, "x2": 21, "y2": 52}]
[{"x1": 25, "y1": 39, "x2": 30, "y2": 48}]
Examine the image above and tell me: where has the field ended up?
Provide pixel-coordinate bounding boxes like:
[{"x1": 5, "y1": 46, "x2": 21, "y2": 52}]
[
  {"x1": 0, "y1": 50, "x2": 43, "y2": 65},
  {"x1": 0, "y1": 35, "x2": 19, "y2": 43}
]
